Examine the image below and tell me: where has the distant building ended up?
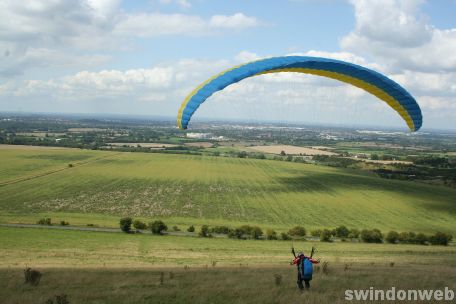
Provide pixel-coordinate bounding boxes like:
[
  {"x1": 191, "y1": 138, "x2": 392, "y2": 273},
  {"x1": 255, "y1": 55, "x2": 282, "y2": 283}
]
[
  {"x1": 186, "y1": 133, "x2": 227, "y2": 141},
  {"x1": 186, "y1": 133, "x2": 213, "y2": 139}
]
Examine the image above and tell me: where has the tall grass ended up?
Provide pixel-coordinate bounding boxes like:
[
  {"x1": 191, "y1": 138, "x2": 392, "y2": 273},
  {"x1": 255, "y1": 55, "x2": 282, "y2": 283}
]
[{"x1": 1, "y1": 264, "x2": 454, "y2": 304}]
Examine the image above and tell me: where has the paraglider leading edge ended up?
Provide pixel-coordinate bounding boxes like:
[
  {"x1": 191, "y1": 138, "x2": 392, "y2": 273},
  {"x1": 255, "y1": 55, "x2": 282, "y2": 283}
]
[{"x1": 177, "y1": 56, "x2": 422, "y2": 132}]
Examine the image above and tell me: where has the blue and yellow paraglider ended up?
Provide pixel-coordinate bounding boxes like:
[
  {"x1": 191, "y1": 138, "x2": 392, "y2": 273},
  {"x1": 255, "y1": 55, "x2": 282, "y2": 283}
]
[{"x1": 177, "y1": 56, "x2": 422, "y2": 131}]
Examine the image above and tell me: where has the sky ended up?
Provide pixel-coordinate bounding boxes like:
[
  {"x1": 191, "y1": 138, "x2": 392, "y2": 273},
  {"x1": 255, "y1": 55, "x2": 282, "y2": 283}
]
[{"x1": 0, "y1": 0, "x2": 455, "y2": 130}]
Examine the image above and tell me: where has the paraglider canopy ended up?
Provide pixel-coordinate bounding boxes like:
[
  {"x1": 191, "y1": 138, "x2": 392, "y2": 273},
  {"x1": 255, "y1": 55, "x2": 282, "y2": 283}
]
[{"x1": 177, "y1": 56, "x2": 422, "y2": 131}]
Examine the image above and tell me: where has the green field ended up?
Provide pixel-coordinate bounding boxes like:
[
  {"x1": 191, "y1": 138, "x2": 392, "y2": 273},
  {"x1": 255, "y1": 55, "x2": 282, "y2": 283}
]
[
  {"x1": 1, "y1": 146, "x2": 456, "y2": 303},
  {"x1": 1, "y1": 227, "x2": 455, "y2": 304},
  {"x1": 1, "y1": 145, "x2": 456, "y2": 233}
]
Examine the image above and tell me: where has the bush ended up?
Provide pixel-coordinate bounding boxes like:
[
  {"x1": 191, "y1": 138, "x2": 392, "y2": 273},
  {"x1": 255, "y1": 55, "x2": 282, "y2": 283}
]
[
  {"x1": 310, "y1": 229, "x2": 322, "y2": 237},
  {"x1": 211, "y1": 226, "x2": 231, "y2": 234},
  {"x1": 414, "y1": 233, "x2": 428, "y2": 245},
  {"x1": 429, "y1": 232, "x2": 452, "y2": 246},
  {"x1": 288, "y1": 226, "x2": 306, "y2": 237},
  {"x1": 187, "y1": 225, "x2": 195, "y2": 232},
  {"x1": 386, "y1": 231, "x2": 399, "y2": 244},
  {"x1": 398, "y1": 231, "x2": 427, "y2": 244},
  {"x1": 237, "y1": 151, "x2": 247, "y2": 158},
  {"x1": 250, "y1": 226, "x2": 264, "y2": 240},
  {"x1": 266, "y1": 229, "x2": 278, "y2": 240},
  {"x1": 226, "y1": 225, "x2": 263, "y2": 239},
  {"x1": 59, "y1": 220, "x2": 69, "y2": 226},
  {"x1": 320, "y1": 229, "x2": 333, "y2": 242},
  {"x1": 398, "y1": 232, "x2": 411, "y2": 243},
  {"x1": 199, "y1": 225, "x2": 211, "y2": 237},
  {"x1": 24, "y1": 267, "x2": 42, "y2": 286},
  {"x1": 348, "y1": 228, "x2": 360, "y2": 239},
  {"x1": 133, "y1": 220, "x2": 147, "y2": 230},
  {"x1": 360, "y1": 229, "x2": 383, "y2": 243},
  {"x1": 239, "y1": 225, "x2": 253, "y2": 235},
  {"x1": 150, "y1": 220, "x2": 167, "y2": 235},
  {"x1": 281, "y1": 232, "x2": 291, "y2": 240},
  {"x1": 228, "y1": 228, "x2": 244, "y2": 239},
  {"x1": 172, "y1": 226, "x2": 181, "y2": 232},
  {"x1": 119, "y1": 217, "x2": 132, "y2": 233},
  {"x1": 37, "y1": 218, "x2": 52, "y2": 225},
  {"x1": 334, "y1": 225, "x2": 349, "y2": 238}
]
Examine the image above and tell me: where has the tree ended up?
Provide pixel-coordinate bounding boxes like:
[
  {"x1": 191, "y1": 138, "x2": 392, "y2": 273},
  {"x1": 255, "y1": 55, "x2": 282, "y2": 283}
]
[
  {"x1": 398, "y1": 232, "x2": 410, "y2": 243},
  {"x1": 320, "y1": 229, "x2": 333, "y2": 242},
  {"x1": 37, "y1": 218, "x2": 52, "y2": 226},
  {"x1": 334, "y1": 225, "x2": 349, "y2": 238},
  {"x1": 280, "y1": 150, "x2": 286, "y2": 156},
  {"x1": 211, "y1": 226, "x2": 231, "y2": 234},
  {"x1": 360, "y1": 229, "x2": 383, "y2": 243},
  {"x1": 348, "y1": 228, "x2": 360, "y2": 239},
  {"x1": 281, "y1": 232, "x2": 291, "y2": 240},
  {"x1": 133, "y1": 220, "x2": 147, "y2": 230},
  {"x1": 237, "y1": 151, "x2": 247, "y2": 158},
  {"x1": 150, "y1": 220, "x2": 167, "y2": 235},
  {"x1": 266, "y1": 229, "x2": 278, "y2": 240},
  {"x1": 288, "y1": 226, "x2": 306, "y2": 237},
  {"x1": 386, "y1": 231, "x2": 399, "y2": 244},
  {"x1": 371, "y1": 154, "x2": 379, "y2": 160},
  {"x1": 228, "y1": 228, "x2": 244, "y2": 239},
  {"x1": 310, "y1": 229, "x2": 322, "y2": 237},
  {"x1": 119, "y1": 217, "x2": 132, "y2": 233},
  {"x1": 250, "y1": 226, "x2": 263, "y2": 240},
  {"x1": 187, "y1": 225, "x2": 195, "y2": 232},
  {"x1": 414, "y1": 233, "x2": 428, "y2": 245},
  {"x1": 429, "y1": 232, "x2": 452, "y2": 246},
  {"x1": 199, "y1": 225, "x2": 211, "y2": 237}
]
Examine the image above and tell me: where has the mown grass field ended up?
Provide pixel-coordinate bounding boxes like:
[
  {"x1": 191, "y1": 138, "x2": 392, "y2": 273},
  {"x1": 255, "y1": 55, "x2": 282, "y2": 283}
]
[
  {"x1": 1, "y1": 145, "x2": 456, "y2": 233},
  {"x1": 1, "y1": 227, "x2": 455, "y2": 304}
]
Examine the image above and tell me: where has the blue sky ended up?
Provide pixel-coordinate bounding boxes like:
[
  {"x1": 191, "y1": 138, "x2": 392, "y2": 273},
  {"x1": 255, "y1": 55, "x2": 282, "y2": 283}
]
[{"x1": 0, "y1": 0, "x2": 455, "y2": 130}]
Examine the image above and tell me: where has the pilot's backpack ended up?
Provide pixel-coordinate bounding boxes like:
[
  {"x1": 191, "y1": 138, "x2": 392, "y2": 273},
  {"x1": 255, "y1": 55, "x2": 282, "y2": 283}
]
[{"x1": 300, "y1": 257, "x2": 313, "y2": 280}]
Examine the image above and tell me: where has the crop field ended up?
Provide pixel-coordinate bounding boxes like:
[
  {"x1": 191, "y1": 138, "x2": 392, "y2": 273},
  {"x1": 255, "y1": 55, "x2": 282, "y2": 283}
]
[
  {"x1": 248, "y1": 145, "x2": 337, "y2": 155},
  {"x1": 1, "y1": 227, "x2": 455, "y2": 304},
  {"x1": 1, "y1": 144, "x2": 456, "y2": 233}
]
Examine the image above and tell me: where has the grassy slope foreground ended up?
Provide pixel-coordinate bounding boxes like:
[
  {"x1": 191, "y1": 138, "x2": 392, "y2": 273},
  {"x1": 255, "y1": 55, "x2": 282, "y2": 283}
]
[
  {"x1": 0, "y1": 145, "x2": 455, "y2": 233},
  {"x1": 1, "y1": 227, "x2": 455, "y2": 304}
]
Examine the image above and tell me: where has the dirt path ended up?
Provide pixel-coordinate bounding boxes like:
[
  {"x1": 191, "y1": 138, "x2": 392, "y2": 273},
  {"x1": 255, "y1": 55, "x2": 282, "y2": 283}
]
[{"x1": 0, "y1": 223, "x2": 208, "y2": 238}]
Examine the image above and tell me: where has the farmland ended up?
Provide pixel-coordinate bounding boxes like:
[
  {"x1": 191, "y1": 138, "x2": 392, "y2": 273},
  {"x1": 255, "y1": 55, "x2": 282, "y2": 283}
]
[
  {"x1": 1, "y1": 145, "x2": 455, "y2": 234},
  {"x1": 247, "y1": 144, "x2": 337, "y2": 155}
]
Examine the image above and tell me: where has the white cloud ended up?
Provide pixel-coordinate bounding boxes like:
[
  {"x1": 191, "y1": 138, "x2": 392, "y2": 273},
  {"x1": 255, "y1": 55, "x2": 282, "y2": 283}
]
[
  {"x1": 114, "y1": 12, "x2": 260, "y2": 37},
  {"x1": 209, "y1": 13, "x2": 260, "y2": 29},
  {"x1": 341, "y1": 0, "x2": 456, "y2": 73},
  {"x1": 0, "y1": 47, "x2": 111, "y2": 77},
  {"x1": 235, "y1": 50, "x2": 261, "y2": 62},
  {"x1": 157, "y1": 0, "x2": 192, "y2": 8},
  {"x1": 0, "y1": 1, "x2": 261, "y2": 76},
  {"x1": 419, "y1": 96, "x2": 456, "y2": 110},
  {"x1": 335, "y1": 0, "x2": 456, "y2": 128},
  {"x1": 347, "y1": 0, "x2": 432, "y2": 48},
  {"x1": 114, "y1": 13, "x2": 207, "y2": 37}
]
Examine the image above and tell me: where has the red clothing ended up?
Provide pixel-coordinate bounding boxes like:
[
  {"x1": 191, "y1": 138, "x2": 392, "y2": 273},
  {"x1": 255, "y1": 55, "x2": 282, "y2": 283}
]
[{"x1": 292, "y1": 256, "x2": 319, "y2": 265}]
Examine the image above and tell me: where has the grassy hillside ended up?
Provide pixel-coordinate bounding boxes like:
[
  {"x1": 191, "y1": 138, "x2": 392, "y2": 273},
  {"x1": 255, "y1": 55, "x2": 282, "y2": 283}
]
[
  {"x1": 1, "y1": 227, "x2": 455, "y2": 304},
  {"x1": 1, "y1": 145, "x2": 455, "y2": 233},
  {"x1": 2, "y1": 227, "x2": 455, "y2": 267}
]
